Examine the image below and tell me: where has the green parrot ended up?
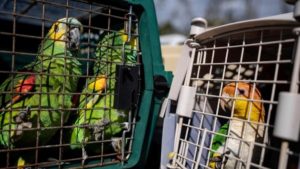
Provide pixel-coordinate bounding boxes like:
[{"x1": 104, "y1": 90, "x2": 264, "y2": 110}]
[
  {"x1": 70, "y1": 28, "x2": 138, "y2": 159},
  {"x1": 0, "y1": 17, "x2": 83, "y2": 149}
]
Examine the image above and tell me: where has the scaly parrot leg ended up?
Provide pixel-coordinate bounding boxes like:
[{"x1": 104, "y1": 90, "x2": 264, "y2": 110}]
[
  {"x1": 15, "y1": 125, "x2": 24, "y2": 137},
  {"x1": 14, "y1": 106, "x2": 31, "y2": 123},
  {"x1": 121, "y1": 122, "x2": 129, "y2": 130},
  {"x1": 117, "y1": 111, "x2": 126, "y2": 118},
  {"x1": 81, "y1": 146, "x2": 88, "y2": 165},
  {"x1": 210, "y1": 151, "x2": 231, "y2": 169},
  {"x1": 92, "y1": 118, "x2": 110, "y2": 141},
  {"x1": 209, "y1": 155, "x2": 223, "y2": 169},
  {"x1": 111, "y1": 137, "x2": 122, "y2": 161},
  {"x1": 13, "y1": 106, "x2": 32, "y2": 139}
]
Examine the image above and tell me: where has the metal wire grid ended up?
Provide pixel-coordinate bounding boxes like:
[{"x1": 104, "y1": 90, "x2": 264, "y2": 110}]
[
  {"x1": 170, "y1": 26, "x2": 300, "y2": 169},
  {"x1": 0, "y1": 0, "x2": 141, "y2": 168}
]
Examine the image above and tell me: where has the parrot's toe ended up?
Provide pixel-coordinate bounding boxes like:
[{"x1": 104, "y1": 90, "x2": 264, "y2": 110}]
[
  {"x1": 210, "y1": 155, "x2": 222, "y2": 162},
  {"x1": 209, "y1": 151, "x2": 231, "y2": 169},
  {"x1": 15, "y1": 124, "x2": 24, "y2": 137},
  {"x1": 14, "y1": 106, "x2": 31, "y2": 123},
  {"x1": 81, "y1": 147, "x2": 88, "y2": 164},
  {"x1": 22, "y1": 122, "x2": 32, "y2": 128},
  {"x1": 121, "y1": 122, "x2": 129, "y2": 130},
  {"x1": 111, "y1": 137, "x2": 122, "y2": 153},
  {"x1": 14, "y1": 122, "x2": 32, "y2": 136},
  {"x1": 94, "y1": 133, "x2": 102, "y2": 141}
]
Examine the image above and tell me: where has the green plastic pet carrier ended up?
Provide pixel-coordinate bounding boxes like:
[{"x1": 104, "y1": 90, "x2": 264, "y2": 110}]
[{"x1": 0, "y1": 0, "x2": 171, "y2": 168}]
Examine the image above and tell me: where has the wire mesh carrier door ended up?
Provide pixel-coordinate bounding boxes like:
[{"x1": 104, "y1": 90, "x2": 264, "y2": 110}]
[
  {"x1": 0, "y1": 0, "x2": 166, "y2": 168},
  {"x1": 167, "y1": 14, "x2": 300, "y2": 169}
]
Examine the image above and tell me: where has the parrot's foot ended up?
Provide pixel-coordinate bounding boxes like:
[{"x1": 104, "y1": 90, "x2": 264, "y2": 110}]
[
  {"x1": 209, "y1": 156, "x2": 222, "y2": 169},
  {"x1": 92, "y1": 118, "x2": 110, "y2": 141},
  {"x1": 111, "y1": 137, "x2": 122, "y2": 153},
  {"x1": 14, "y1": 106, "x2": 31, "y2": 123},
  {"x1": 117, "y1": 111, "x2": 126, "y2": 118},
  {"x1": 111, "y1": 137, "x2": 130, "y2": 161},
  {"x1": 111, "y1": 137, "x2": 123, "y2": 160},
  {"x1": 15, "y1": 122, "x2": 32, "y2": 136},
  {"x1": 209, "y1": 151, "x2": 230, "y2": 169},
  {"x1": 13, "y1": 106, "x2": 32, "y2": 139},
  {"x1": 121, "y1": 122, "x2": 129, "y2": 130}
]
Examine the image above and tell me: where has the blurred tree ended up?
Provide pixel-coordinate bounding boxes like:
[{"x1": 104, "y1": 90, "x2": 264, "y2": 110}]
[{"x1": 159, "y1": 23, "x2": 178, "y2": 35}]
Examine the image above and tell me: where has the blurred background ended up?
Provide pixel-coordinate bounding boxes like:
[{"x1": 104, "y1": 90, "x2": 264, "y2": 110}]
[
  {"x1": 155, "y1": 0, "x2": 292, "y2": 36},
  {"x1": 154, "y1": 0, "x2": 293, "y2": 72}
]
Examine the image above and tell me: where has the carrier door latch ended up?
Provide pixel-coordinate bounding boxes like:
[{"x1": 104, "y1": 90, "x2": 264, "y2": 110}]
[{"x1": 153, "y1": 75, "x2": 170, "y2": 97}]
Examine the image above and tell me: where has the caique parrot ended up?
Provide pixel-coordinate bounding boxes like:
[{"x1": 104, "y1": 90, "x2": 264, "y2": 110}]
[
  {"x1": 70, "y1": 28, "x2": 137, "y2": 158},
  {"x1": 0, "y1": 17, "x2": 83, "y2": 149},
  {"x1": 209, "y1": 82, "x2": 266, "y2": 169}
]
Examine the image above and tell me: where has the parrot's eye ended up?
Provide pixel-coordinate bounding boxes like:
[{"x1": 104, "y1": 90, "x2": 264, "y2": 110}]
[
  {"x1": 238, "y1": 88, "x2": 246, "y2": 95},
  {"x1": 54, "y1": 24, "x2": 59, "y2": 33}
]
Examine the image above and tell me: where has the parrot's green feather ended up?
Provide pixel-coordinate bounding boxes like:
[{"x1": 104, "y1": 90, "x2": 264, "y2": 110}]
[
  {"x1": 210, "y1": 123, "x2": 229, "y2": 157},
  {"x1": 70, "y1": 95, "x2": 127, "y2": 149},
  {"x1": 0, "y1": 29, "x2": 82, "y2": 148},
  {"x1": 70, "y1": 30, "x2": 137, "y2": 151}
]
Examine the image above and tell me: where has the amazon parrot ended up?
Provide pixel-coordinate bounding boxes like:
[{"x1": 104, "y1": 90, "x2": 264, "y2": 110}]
[
  {"x1": 0, "y1": 17, "x2": 82, "y2": 150},
  {"x1": 70, "y1": 28, "x2": 138, "y2": 160},
  {"x1": 209, "y1": 82, "x2": 267, "y2": 169}
]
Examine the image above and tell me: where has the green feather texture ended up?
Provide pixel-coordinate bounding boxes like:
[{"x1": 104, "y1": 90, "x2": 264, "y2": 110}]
[
  {"x1": 210, "y1": 123, "x2": 229, "y2": 157},
  {"x1": 70, "y1": 30, "x2": 137, "y2": 150},
  {"x1": 0, "y1": 18, "x2": 82, "y2": 148}
]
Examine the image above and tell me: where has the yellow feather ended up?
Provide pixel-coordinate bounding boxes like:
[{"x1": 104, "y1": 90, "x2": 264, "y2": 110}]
[
  {"x1": 222, "y1": 82, "x2": 265, "y2": 123},
  {"x1": 84, "y1": 76, "x2": 106, "y2": 110},
  {"x1": 167, "y1": 152, "x2": 175, "y2": 159},
  {"x1": 85, "y1": 95, "x2": 100, "y2": 109},
  {"x1": 234, "y1": 96, "x2": 264, "y2": 122},
  {"x1": 48, "y1": 22, "x2": 65, "y2": 41},
  {"x1": 208, "y1": 153, "x2": 222, "y2": 169},
  {"x1": 88, "y1": 75, "x2": 106, "y2": 92},
  {"x1": 17, "y1": 157, "x2": 25, "y2": 169}
]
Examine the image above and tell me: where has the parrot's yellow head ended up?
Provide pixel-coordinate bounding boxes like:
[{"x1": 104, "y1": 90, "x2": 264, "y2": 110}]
[
  {"x1": 47, "y1": 17, "x2": 83, "y2": 49},
  {"x1": 220, "y1": 82, "x2": 265, "y2": 122}
]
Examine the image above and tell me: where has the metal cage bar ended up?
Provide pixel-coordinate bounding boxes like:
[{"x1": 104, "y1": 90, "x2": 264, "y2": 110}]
[
  {"x1": 168, "y1": 16, "x2": 300, "y2": 169},
  {"x1": 0, "y1": 0, "x2": 143, "y2": 168}
]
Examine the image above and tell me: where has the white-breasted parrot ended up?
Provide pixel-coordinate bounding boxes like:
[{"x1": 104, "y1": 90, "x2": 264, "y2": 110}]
[
  {"x1": 70, "y1": 28, "x2": 137, "y2": 159},
  {"x1": 209, "y1": 82, "x2": 267, "y2": 169},
  {"x1": 0, "y1": 17, "x2": 83, "y2": 149}
]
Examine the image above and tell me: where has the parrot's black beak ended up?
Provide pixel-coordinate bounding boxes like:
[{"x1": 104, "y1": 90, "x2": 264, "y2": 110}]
[{"x1": 68, "y1": 27, "x2": 81, "y2": 50}]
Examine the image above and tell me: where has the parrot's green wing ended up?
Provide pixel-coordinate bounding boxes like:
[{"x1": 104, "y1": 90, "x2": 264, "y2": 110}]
[
  {"x1": 94, "y1": 30, "x2": 137, "y2": 76},
  {"x1": 70, "y1": 29, "x2": 137, "y2": 151},
  {"x1": 0, "y1": 24, "x2": 82, "y2": 148},
  {"x1": 211, "y1": 123, "x2": 229, "y2": 156},
  {"x1": 70, "y1": 93, "x2": 127, "y2": 150},
  {"x1": 209, "y1": 123, "x2": 229, "y2": 169},
  {"x1": 0, "y1": 74, "x2": 33, "y2": 108}
]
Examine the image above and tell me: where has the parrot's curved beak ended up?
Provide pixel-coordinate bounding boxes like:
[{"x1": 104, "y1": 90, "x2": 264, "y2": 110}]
[
  {"x1": 220, "y1": 92, "x2": 230, "y2": 112},
  {"x1": 67, "y1": 27, "x2": 81, "y2": 49}
]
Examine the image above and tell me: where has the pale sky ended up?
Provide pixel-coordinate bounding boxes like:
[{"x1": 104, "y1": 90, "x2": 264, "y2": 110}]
[{"x1": 154, "y1": 0, "x2": 293, "y2": 34}]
